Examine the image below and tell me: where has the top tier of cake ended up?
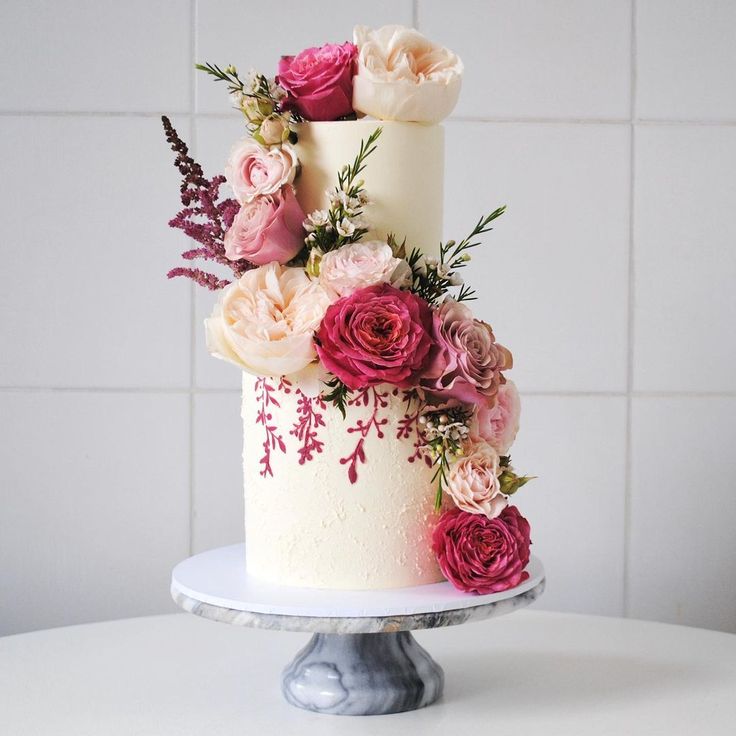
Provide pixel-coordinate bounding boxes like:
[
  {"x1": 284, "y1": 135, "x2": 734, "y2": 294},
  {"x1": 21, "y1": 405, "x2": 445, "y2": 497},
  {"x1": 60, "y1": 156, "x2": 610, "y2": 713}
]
[{"x1": 294, "y1": 120, "x2": 444, "y2": 257}]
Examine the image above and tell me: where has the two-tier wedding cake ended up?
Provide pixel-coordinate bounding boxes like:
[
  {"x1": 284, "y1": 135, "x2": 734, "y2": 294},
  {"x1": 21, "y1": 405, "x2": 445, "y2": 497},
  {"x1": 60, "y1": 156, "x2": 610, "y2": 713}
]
[{"x1": 162, "y1": 24, "x2": 534, "y2": 595}]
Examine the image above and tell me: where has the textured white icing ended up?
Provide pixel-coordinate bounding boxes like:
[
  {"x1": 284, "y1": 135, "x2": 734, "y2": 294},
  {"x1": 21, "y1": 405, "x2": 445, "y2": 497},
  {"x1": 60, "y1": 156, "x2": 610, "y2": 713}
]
[
  {"x1": 294, "y1": 120, "x2": 443, "y2": 257},
  {"x1": 242, "y1": 376, "x2": 444, "y2": 589}
]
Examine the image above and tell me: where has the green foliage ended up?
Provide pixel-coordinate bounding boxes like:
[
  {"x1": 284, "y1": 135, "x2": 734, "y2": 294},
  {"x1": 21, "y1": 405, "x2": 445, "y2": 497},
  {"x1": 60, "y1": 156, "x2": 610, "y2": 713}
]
[{"x1": 408, "y1": 205, "x2": 506, "y2": 305}]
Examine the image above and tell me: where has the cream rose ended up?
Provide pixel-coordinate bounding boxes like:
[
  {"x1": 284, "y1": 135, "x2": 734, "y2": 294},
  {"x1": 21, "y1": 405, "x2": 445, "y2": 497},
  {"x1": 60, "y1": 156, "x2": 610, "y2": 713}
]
[
  {"x1": 225, "y1": 137, "x2": 298, "y2": 204},
  {"x1": 318, "y1": 240, "x2": 407, "y2": 297},
  {"x1": 205, "y1": 263, "x2": 330, "y2": 377},
  {"x1": 352, "y1": 25, "x2": 463, "y2": 123},
  {"x1": 445, "y1": 442, "x2": 508, "y2": 520}
]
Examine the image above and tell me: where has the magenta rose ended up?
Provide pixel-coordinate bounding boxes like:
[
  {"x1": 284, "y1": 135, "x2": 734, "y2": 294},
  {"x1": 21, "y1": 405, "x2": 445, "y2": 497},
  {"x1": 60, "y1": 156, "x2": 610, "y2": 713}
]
[
  {"x1": 432, "y1": 505, "x2": 531, "y2": 594},
  {"x1": 277, "y1": 42, "x2": 357, "y2": 121},
  {"x1": 421, "y1": 299, "x2": 512, "y2": 404},
  {"x1": 316, "y1": 283, "x2": 434, "y2": 389},
  {"x1": 224, "y1": 185, "x2": 305, "y2": 265}
]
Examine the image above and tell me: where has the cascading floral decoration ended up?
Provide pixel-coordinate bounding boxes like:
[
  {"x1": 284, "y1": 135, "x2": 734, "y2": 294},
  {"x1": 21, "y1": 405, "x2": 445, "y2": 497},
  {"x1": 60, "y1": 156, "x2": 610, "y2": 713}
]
[{"x1": 161, "y1": 24, "x2": 535, "y2": 595}]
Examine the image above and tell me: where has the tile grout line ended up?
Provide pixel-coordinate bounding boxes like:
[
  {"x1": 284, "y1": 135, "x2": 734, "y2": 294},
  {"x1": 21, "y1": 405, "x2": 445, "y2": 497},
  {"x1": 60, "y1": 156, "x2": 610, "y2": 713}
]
[
  {"x1": 412, "y1": 0, "x2": 419, "y2": 29},
  {"x1": 622, "y1": 0, "x2": 638, "y2": 621},
  {"x1": 187, "y1": 0, "x2": 198, "y2": 558},
  {"x1": 3, "y1": 386, "x2": 736, "y2": 398},
  {"x1": 3, "y1": 108, "x2": 736, "y2": 126}
]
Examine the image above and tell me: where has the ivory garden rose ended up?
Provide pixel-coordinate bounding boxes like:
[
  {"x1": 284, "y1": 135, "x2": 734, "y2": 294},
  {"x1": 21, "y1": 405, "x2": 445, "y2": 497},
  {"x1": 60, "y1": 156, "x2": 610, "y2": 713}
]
[
  {"x1": 472, "y1": 380, "x2": 521, "y2": 455},
  {"x1": 318, "y1": 241, "x2": 408, "y2": 297},
  {"x1": 432, "y1": 505, "x2": 531, "y2": 594},
  {"x1": 223, "y1": 186, "x2": 305, "y2": 265},
  {"x1": 422, "y1": 299, "x2": 513, "y2": 404},
  {"x1": 225, "y1": 137, "x2": 298, "y2": 203},
  {"x1": 445, "y1": 441, "x2": 508, "y2": 519},
  {"x1": 316, "y1": 283, "x2": 434, "y2": 389},
  {"x1": 278, "y1": 42, "x2": 357, "y2": 121},
  {"x1": 352, "y1": 25, "x2": 463, "y2": 124},
  {"x1": 205, "y1": 263, "x2": 331, "y2": 377}
]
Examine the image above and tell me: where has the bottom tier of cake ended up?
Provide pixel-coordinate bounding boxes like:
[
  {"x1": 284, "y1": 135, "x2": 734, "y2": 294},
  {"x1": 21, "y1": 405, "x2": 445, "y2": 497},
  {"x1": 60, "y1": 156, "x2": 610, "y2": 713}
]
[{"x1": 241, "y1": 375, "x2": 444, "y2": 589}]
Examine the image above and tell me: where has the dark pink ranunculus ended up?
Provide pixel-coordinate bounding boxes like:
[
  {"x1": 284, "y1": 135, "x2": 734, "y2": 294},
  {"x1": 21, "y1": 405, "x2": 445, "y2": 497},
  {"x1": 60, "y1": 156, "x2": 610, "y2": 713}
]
[
  {"x1": 421, "y1": 299, "x2": 513, "y2": 404},
  {"x1": 223, "y1": 185, "x2": 305, "y2": 265},
  {"x1": 277, "y1": 42, "x2": 357, "y2": 121},
  {"x1": 316, "y1": 283, "x2": 434, "y2": 389},
  {"x1": 432, "y1": 505, "x2": 531, "y2": 594}
]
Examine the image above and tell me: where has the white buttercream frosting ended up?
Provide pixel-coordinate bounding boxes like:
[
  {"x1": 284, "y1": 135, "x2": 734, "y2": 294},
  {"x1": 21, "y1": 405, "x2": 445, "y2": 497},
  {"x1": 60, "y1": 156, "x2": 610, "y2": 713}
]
[
  {"x1": 294, "y1": 120, "x2": 443, "y2": 257},
  {"x1": 242, "y1": 376, "x2": 444, "y2": 589}
]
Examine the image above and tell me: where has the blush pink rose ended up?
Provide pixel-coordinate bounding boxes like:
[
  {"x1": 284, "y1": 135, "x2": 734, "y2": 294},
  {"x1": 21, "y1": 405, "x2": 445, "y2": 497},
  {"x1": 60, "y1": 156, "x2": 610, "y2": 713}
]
[
  {"x1": 432, "y1": 505, "x2": 531, "y2": 594},
  {"x1": 316, "y1": 283, "x2": 434, "y2": 389},
  {"x1": 445, "y1": 441, "x2": 508, "y2": 519},
  {"x1": 421, "y1": 299, "x2": 512, "y2": 404},
  {"x1": 471, "y1": 380, "x2": 521, "y2": 455},
  {"x1": 226, "y1": 138, "x2": 298, "y2": 204},
  {"x1": 319, "y1": 241, "x2": 405, "y2": 298},
  {"x1": 224, "y1": 186, "x2": 305, "y2": 265},
  {"x1": 277, "y1": 42, "x2": 357, "y2": 121}
]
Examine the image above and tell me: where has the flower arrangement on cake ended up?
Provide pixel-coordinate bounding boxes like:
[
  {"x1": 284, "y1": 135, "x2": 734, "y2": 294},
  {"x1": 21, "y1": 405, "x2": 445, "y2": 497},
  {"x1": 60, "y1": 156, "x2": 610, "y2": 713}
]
[{"x1": 161, "y1": 25, "x2": 535, "y2": 595}]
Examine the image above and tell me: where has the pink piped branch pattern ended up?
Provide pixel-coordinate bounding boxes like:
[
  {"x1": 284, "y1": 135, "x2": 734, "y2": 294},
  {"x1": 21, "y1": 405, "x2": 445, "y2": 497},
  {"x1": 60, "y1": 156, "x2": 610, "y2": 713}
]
[
  {"x1": 161, "y1": 115, "x2": 250, "y2": 290},
  {"x1": 397, "y1": 395, "x2": 432, "y2": 467},
  {"x1": 290, "y1": 391, "x2": 327, "y2": 464},
  {"x1": 340, "y1": 387, "x2": 390, "y2": 484},
  {"x1": 254, "y1": 377, "x2": 286, "y2": 478}
]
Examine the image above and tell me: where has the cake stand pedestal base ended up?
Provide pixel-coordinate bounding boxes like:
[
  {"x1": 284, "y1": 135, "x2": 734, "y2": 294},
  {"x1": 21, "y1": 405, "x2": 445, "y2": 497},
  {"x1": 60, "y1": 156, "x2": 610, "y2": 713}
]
[
  {"x1": 171, "y1": 544, "x2": 545, "y2": 716},
  {"x1": 282, "y1": 631, "x2": 443, "y2": 715}
]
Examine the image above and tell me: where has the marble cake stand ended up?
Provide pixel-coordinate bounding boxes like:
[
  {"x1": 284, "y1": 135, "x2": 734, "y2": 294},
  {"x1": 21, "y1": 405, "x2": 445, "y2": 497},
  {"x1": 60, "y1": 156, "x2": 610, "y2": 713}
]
[{"x1": 171, "y1": 544, "x2": 545, "y2": 716}]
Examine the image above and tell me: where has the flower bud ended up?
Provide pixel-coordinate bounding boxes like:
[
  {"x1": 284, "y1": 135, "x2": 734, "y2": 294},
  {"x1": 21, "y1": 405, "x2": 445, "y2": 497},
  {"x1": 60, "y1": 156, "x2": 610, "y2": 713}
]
[
  {"x1": 306, "y1": 248, "x2": 323, "y2": 278},
  {"x1": 258, "y1": 115, "x2": 288, "y2": 146}
]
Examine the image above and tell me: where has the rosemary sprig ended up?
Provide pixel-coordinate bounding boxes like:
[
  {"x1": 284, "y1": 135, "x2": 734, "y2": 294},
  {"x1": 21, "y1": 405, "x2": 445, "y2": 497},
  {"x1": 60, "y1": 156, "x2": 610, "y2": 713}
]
[
  {"x1": 304, "y1": 127, "x2": 383, "y2": 254},
  {"x1": 321, "y1": 376, "x2": 352, "y2": 419},
  {"x1": 337, "y1": 126, "x2": 382, "y2": 193},
  {"x1": 196, "y1": 62, "x2": 303, "y2": 124},
  {"x1": 440, "y1": 206, "x2": 506, "y2": 269},
  {"x1": 195, "y1": 62, "x2": 247, "y2": 95},
  {"x1": 408, "y1": 205, "x2": 506, "y2": 305}
]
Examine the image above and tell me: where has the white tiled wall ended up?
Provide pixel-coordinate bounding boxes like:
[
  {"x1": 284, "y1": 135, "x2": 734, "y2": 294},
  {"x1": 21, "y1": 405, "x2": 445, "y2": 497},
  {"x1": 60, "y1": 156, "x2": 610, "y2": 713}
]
[{"x1": 1, "y1": 1, "x2": 734, "y2": 636}]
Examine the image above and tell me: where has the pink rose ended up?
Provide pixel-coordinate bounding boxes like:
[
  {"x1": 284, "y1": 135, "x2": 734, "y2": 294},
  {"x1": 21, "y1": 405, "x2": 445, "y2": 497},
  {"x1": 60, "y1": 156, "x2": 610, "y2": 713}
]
[
  {"x1": 278, "y1": 42, "x2": 357, "y2": 121},
  {"x1": 421, "y1": 299, "x2": 512, "y2": 404},
  {"x1": 316, "y1": 283, "x2": 434, "y2": 389},
  {"x1": 226, "y1": 137, "x2": 298, "y2": 204},
  {"x1": 224, "y1": 186, "x2": 305, "y2": 265},
  {"x1": 432, "y1": 505, "x2": 531, "y2": 594},
  {"x1": 319, "y1": 241, "x2": 405, "y2": 298},
  {"x1": 445, "y1": 441, "x2": 508, "y2": 519},
  {"x1": 472, "y1": 380, "x2": 521, "y2": 455}
]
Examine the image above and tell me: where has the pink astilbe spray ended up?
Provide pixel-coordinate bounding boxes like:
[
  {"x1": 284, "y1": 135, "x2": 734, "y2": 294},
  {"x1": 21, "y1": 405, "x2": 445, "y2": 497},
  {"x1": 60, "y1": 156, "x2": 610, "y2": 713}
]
[{"x1": 161, "y1": 115, "x2": 250, "y2": 290}]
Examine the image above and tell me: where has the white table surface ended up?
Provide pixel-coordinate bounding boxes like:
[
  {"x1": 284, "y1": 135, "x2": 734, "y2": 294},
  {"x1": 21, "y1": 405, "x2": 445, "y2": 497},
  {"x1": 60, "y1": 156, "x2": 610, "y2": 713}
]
[{"x1": 1, "y1": 611, "x2": 735, "y2": 735}]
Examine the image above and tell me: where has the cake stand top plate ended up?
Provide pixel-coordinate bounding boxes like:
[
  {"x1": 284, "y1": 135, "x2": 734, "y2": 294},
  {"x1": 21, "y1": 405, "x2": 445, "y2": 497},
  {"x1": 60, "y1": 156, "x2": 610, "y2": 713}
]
[{"x1": 171, "y1": 544, "x2": 545, "y2": 634}]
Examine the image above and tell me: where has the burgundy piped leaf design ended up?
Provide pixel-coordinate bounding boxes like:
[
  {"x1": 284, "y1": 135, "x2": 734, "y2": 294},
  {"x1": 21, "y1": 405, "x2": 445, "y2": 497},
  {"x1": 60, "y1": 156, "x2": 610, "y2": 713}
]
[
  {"x1": 290, "y1": 390, "x2": 327, "y2": 464},
  {"x1": 254, "y1": 377, "x2": 286, "y2": 477},
  {"x1": 340, "y1": 387, "x2": 390, "y2": 484},
  {"x1": 397, "y1": 393, "x2": 431, "y2": 467}
]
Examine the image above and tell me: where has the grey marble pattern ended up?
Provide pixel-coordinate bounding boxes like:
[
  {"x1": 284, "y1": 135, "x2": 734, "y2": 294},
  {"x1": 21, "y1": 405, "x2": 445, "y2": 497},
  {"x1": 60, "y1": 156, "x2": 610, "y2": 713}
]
[
  {"x1": 171, "y1": 577, "x2": 545, "y2": 634},
  {"x1": 282, "y1": 632, "x2": 444, "y2": 715}
]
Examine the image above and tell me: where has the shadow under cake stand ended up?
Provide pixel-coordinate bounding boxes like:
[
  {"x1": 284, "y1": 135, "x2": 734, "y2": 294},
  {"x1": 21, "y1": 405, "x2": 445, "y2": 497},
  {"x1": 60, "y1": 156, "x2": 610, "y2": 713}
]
[{"x1": 171, "y1": 544, "x2": 545, "y2": 716}]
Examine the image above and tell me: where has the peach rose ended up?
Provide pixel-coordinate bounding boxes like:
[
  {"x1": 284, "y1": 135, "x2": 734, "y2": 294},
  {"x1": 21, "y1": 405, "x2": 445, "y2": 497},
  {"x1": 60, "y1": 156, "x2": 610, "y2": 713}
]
[
  {"x1": 225, "y1": 137, "x2": 298, "y2": 203},
  {"x1": 445, "y1": 442, "x2": 508, "y2": 520},
  {"x1": 318, "y1": 241, "x2": 406, "y2": 297},
  {"x1": 205, "y1": 263, "x2": 331, "y2": 377},
  {"x1": 472, "y1": 381, "x2": 521, "y2": 455},
  {"x1": 352, "y1": 25, "x2": 463, "y2": 123}
]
